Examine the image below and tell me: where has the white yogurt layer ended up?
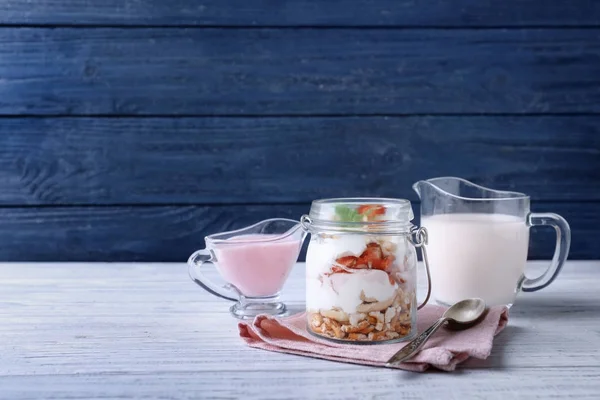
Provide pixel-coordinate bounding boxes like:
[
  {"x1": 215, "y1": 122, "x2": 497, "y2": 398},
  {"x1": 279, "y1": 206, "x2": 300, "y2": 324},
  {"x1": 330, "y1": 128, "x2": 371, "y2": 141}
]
[{"x1": 306, "y1": 269, "x2": 396, "y2": 314}]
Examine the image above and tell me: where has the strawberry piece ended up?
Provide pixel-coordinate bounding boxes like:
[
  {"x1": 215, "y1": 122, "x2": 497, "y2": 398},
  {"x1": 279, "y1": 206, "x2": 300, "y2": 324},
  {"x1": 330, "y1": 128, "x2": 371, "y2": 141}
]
[
  {"x1": 380, "y1": 255, "x2": 395, "y2": 271},
  {"x1": 327, "y1": 255, "x2": 357, "y2": 275},
  {"x1": 329, "y1": 266, "x2": 350, "y2": 274},
  {"x1": 357, "y1": 204, "x2": 386, "y2": 221},
  {"x1": 336, "y1": 255, "x2": 357, "y2": 268},
  {"x1": 363, "y1": 242, "x2": 383, "y2": 258},
  {"x1": 357, "y1": 243, "x2": 384, "y2": 269}
]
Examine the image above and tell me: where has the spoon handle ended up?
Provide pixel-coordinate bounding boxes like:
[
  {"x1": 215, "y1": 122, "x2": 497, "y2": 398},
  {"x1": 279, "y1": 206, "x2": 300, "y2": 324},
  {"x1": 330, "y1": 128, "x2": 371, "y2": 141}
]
[{"x1": 385, "y1": 317, "x2": 448, "y2": 366}]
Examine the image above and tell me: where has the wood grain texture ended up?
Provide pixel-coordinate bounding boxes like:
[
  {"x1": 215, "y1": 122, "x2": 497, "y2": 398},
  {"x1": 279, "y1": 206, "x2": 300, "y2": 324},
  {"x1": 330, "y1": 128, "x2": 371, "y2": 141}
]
[
  {"x1": 2, "y1": 28, "x2": 600, "y2": 115},
  {"x1": 0, "y1": 202, "x2": 595, "y2": 261},
  {"x1": 1, "y1": 261, "x2": 599, "y2": 399},
  {"x1": 0, "y1": 116, "x2": 597, "y2": 205},
  {"x1": 2, "y1": 0, "x2": 600, "y2": 27}
]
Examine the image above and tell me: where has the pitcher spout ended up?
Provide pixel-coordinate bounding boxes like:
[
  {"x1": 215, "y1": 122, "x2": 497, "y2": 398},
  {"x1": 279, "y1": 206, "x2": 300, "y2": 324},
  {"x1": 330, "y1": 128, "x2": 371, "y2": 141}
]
[
  {"x1": 415, "y1": 177, "x2": 528, "y2": 202},
  {"x1": 412, "y1": 179, "x2": 452, "y2": 203},
  {"x1": 412, "y1": 180, "x2": 431, "y2": 200}
]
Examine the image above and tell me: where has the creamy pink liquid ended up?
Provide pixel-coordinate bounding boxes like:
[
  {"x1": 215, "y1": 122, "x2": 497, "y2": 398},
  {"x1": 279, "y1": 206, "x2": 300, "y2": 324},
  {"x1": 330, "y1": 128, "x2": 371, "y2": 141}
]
[
  {"x1": 422, "y1": 213, "x2": 530, "y2": 306},
  {"x1": 213, "y1": 234, "x2": 301, "y2": 297}
]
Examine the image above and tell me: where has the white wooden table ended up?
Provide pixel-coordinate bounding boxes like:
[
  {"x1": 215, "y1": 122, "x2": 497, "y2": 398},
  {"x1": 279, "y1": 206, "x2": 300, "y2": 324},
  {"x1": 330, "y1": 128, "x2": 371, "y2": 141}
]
[{"x1": 1, "y1": 261, "x2": 599, "y2": 399}]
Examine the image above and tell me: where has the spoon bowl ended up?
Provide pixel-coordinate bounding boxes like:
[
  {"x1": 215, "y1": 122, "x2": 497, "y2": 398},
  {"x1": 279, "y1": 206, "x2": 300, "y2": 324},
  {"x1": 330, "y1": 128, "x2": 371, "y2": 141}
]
[{"x1": 444, "y1": 298, "x2": 488, "y2": 329}]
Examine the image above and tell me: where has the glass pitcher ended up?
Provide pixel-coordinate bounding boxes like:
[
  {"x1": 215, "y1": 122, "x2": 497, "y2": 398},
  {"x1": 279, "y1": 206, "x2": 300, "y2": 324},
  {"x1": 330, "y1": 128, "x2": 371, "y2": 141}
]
[
  {"x1": 413, "y1": 177, "x2": 571, "y2": 307},
  {"x1": 300, "y1": 198, "x2": 431, "y2": 344}
]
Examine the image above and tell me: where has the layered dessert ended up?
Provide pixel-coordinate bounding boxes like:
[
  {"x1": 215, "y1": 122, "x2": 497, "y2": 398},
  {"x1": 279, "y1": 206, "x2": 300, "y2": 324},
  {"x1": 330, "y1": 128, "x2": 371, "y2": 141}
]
[{"x1": 306, "y1": 205, "x2": 417, "y2": 342}]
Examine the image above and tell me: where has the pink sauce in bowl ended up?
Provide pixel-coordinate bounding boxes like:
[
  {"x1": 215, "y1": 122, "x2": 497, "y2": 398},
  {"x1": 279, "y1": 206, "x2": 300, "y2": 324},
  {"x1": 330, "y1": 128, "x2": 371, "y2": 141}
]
[{"x1": 212, "y1": 234, "x2": 302, "y2": 297}]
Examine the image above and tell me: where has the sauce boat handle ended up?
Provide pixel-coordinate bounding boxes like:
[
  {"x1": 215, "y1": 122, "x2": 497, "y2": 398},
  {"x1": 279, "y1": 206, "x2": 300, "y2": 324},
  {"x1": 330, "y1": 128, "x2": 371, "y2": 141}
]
[{"x1": 188, "y1": 250, "x2": 239, "y2": 301}]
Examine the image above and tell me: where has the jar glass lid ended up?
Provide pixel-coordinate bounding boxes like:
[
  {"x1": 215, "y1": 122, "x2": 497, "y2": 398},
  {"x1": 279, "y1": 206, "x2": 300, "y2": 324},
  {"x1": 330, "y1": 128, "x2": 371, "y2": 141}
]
[{"x1": 307, "y1": 198, "x2": 414, "y2": 226}]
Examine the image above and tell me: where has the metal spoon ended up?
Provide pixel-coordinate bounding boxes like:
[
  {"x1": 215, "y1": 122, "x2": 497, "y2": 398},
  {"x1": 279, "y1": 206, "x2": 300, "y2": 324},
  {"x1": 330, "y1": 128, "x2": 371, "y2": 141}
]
[{"x1": 385, "y1": 298, "x2": 487, "y2": 366}]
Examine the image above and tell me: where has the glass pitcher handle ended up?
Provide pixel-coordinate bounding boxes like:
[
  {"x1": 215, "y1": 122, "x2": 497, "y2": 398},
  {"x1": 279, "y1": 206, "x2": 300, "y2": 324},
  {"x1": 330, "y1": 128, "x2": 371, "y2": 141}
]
[
  {"x1": 188, "y1": 250, "x2": 240, "y2": 301},
  {"x1": 410, "y1": 227, "x2": 432, "y2": 309},
  {"x1": 522, "y1": 213, "x2": 571, "y2": 292}
]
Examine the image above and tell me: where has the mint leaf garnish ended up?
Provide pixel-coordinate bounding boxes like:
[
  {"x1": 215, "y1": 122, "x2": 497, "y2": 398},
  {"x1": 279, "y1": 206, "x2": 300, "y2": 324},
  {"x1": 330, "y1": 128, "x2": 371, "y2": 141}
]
[{"x1": 334, "y1": 205, "x2": 363, "y2": 222}]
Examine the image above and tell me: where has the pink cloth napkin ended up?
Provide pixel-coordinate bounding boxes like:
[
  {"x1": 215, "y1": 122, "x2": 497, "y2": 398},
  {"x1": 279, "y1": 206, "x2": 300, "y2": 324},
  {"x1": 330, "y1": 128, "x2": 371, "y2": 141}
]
[{"x1": 239, "y1": 305, "x2": 508, "y2": 372}]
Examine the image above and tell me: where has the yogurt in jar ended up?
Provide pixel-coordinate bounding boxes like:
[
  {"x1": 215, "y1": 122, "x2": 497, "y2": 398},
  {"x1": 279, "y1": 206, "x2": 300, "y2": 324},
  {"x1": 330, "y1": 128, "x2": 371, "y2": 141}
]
[{"x1": 306, "y1": 232, "x2": 416, "y2": 342}]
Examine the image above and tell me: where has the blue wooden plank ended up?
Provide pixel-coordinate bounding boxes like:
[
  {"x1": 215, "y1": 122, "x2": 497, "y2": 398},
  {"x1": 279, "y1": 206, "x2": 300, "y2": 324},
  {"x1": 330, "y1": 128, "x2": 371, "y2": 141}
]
[
  {"x1": 1, "y1": 28, "x2": 599, "y2": 115},
  {"x1": 0, "y1": 116, "x2": 598, "y2": 205},
  {"x1": 1, "y1": 0, "x2": 599, "y2": 27},
  {"x1": 0, "y1": 202, "x2": 594, "y2": 261}
]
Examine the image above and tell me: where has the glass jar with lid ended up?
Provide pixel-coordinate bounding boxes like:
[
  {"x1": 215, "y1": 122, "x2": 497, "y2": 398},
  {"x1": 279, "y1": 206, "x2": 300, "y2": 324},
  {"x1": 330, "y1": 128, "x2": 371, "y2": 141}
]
[{"x1": 301, "y1": 198, "x2": 431, "y2": 344}]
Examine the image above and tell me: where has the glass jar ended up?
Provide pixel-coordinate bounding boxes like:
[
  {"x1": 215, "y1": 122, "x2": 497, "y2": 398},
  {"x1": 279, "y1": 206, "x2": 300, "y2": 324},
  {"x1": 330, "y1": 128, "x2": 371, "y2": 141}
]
[{"x1": 301, "y1": 198, "x2": 431, "y2": 344}]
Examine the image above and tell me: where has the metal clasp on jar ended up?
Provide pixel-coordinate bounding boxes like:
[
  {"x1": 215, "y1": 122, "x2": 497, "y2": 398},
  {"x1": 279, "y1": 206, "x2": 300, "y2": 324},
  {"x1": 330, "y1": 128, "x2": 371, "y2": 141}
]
[
  {"x1": 409, "y1": 226, "x2": 432, "y2": 309},
  {"x1": 300, "y1": 215, "x2": 312, "y2": 231}
]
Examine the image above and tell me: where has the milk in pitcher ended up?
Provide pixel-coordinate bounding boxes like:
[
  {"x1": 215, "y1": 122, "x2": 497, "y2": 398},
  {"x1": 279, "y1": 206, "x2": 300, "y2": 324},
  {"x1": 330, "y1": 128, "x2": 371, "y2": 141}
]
[{"x1": 422, "y1": 213, "x2": 529, "y2": 306}]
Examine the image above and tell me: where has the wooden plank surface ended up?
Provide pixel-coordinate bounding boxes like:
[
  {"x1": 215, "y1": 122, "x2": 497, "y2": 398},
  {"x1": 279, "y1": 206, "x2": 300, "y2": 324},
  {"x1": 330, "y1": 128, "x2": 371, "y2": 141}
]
[
  {"x1": 0, "y1": 116, "x2": 597, "y2": 205},
  {"x1": 1, "y1": 261, "x2": 599, "y2": 399},
  {"x1": 0, "y1": 202, "x2": 594, "y2": 261},
  {"x1": 2, "y1": 0, "x2": 600, "y2": 27},
  {"x1": 2, "y1": 28, "x2": 599, "y2": 115}
]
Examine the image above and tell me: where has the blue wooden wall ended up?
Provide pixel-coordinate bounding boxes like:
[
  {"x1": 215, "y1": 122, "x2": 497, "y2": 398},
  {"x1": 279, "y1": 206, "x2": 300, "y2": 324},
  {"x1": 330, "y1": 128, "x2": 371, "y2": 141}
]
[{"x1": 0, "y1": 1, "x2": 599, "y2": 261}]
